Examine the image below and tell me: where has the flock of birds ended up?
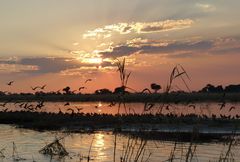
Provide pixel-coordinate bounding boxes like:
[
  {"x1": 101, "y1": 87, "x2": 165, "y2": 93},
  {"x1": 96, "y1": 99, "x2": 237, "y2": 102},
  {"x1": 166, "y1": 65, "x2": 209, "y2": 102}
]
[
  {"x1": 2, "y1": 78, "x2": 93, "y2": 95},
  {"x1": 142, "y1": 97, "x2": 239, "y2": 120},
  {"x1": 0, "y1": 79, "x2": 95, "y2": 113},
  {"x1": 1, "y1": 78, "x2": 120, "y2": 115}
]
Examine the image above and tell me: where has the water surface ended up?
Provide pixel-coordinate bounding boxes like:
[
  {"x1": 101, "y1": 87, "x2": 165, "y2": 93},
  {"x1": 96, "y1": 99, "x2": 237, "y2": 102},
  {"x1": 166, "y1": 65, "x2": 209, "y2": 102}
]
[{"x1": 0, "y1": 125, "x2": 239, "y2": 162}]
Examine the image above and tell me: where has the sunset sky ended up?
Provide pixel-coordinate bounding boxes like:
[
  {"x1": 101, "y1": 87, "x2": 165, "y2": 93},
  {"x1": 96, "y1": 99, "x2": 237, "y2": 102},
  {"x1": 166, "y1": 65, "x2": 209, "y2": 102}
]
[{"x1": 0, "y1": 0, "x2": 240, "y2": 93}]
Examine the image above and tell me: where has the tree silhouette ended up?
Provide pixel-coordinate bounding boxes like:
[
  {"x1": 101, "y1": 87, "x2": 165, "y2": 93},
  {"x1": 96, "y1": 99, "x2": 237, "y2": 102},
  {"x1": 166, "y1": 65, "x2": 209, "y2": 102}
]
[
  {"x1": 95, "y1": 88, "x2": 112, "y2": 95},
  {"x1": 151, "y1": 83, "x2": 161, "y2": 93},
  {"x1": 199, "y1": 84, "x2": 223, "y2": 93},
  {"x1": 62, "y1": 86, "x2": 71, "y2": 94}
]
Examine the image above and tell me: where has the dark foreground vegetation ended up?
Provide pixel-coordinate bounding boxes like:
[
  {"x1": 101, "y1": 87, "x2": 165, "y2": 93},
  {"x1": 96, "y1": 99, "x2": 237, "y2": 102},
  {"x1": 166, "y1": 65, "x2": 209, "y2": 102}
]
[{"x1": 0, "y1": 111, "x2": 239, "y2": 136}]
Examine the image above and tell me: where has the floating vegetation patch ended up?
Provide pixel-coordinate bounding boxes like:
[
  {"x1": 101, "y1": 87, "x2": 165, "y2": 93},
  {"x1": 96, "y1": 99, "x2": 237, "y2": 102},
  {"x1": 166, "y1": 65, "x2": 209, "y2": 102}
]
[{"x1": 39, "y1": 138, "x2": 68, "y2": 157}]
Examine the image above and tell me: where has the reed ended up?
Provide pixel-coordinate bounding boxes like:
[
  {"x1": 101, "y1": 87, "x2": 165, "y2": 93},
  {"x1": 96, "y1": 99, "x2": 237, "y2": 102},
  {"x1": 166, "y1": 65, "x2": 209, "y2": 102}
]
[
  {"x1": 120, "y1": 136, "x2": 149, "y2": 162},
  {"x1": 0, "y1": 147, "x2": 5, "y2": 158},
  {"x1": 12, "y1": 142, "x2": 26, "y2": 161}
]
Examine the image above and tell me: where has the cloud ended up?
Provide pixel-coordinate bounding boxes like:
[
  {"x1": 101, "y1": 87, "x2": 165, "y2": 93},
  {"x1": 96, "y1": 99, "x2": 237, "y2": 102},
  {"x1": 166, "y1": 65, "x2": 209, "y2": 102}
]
[
  {"x1": 18, "y1": 57, "x2": 82, "y2": 74},
  {"x1": 100, "y1": 38, "x2": 213, "y2": 58},
  {"x1": 99, "y1": 37, "x2": 240, "y2": 58},
  {"x1": 0, "y1": 64, "x2": 38, "y2": 73},
  {"x1": 196, "y1": 3, "x2": 216, "y2": 12},
  {"x1": 60, "y1": 65, "x2": 115, "y2": 76},
  {"x1": 211, "y1": 47, "x2": 240, "y2": 55},
  {"x1": 0, "y1": 56, "x2": 116, "y2": 75},
  {"x1": 83, "y1": 19, "x2": 194, "y2": 39}
]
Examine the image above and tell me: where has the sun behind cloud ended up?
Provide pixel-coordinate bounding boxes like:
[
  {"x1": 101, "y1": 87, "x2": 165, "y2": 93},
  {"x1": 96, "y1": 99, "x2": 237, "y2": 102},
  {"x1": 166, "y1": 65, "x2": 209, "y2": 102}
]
[{"x1": 81, "y1": 57, "x2": 103, "y2": 64}]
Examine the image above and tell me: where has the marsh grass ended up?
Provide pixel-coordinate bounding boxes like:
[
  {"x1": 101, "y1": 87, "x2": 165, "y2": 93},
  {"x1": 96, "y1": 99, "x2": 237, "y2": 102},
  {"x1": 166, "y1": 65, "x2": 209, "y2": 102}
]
[
  {"x1": 218, "y1": 129, "x2": 238, "y2": 162},
  {"x1": 120, "y1": 136, "x2": 149, "y2": 162},
  {"x1": 87, "y1": 135, "x2": 95, "y2": 162},
  {"x1": 12, "y1": 142, "x2": 26, "y2": 161},
  {"x1": 116, "y1": 58, "x2": 131, "y2": 89},
  {"x1": 0, "y1": 147, "x2": 5, "y2": 158}
]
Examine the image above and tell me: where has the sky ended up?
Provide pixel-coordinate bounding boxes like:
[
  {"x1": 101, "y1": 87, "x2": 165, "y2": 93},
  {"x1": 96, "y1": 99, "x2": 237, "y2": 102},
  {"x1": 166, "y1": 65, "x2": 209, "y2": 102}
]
[{"x1": 0, "y1": 0, "x2": 240, "y2": 93}]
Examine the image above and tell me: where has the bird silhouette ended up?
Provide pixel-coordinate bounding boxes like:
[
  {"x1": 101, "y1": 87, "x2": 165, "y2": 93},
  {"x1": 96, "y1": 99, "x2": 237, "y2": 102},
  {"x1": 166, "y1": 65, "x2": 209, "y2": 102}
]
[
  {"x1": 26, "y1": 104, "x2": 34, "y2": 110},
  {"x1": 35, "y1": 101, "x2": 45, "y2": 109},
  {"x1": 2, "y1": 108, "x2": 8, "y2": 112},
  {"x1": 219, "y1": 101, "x2": 226, "y2": 110},
  {"x1": 144, "y1": 103, "x2": 154, "y2": 111},
  {"x1": 94, "y1": 102, "x2": 102, "y2": 109},
  {"x1": 108, "y1": 102, "x2": 116, "y2": 107},
  {"x1": 229, "y1": 106, "x2": 235, "y2": 112},
  {"x1": 23, "y1": 103, "x2": 34, "y2": 110},
  {"x1": 75, "y1": 107, "x2": 83, "y2": 113},
  {"x1": 188, "y1": 104, "x2": 196, "y2": 109},
  {"x1": 0, "y1": 102, "x2": 8, "y2": 107},
  {"x1": 79, "y1": 87, "x2": 85, "y2": 91},
  {"x1": 94, "y1": 105, "x2": 99, "y2": 109},
  {"x1": 31, "y1": 86, "x2": 39, "y2": 91},
  {"x1": 64, "y1": 102, "x2": 70, "y2": 106},
  {"x1": 165, "y1": 105, "x2": 169, "y2": 110},
  {"x1": 30, "y1": 84, "x2": 46, "y2": 91},
  {"x1": 7, "y1": 81, "x2": 14, "y2": 86},
  {"x1": 18, "y1": 103, "x2": 25, "y2": 108},
  {"x1": 220, "y1": 114, "x2": 225, "y2": 118},
  {"x1": 85, "y1": 79, "x2": 92, "y2": 83},
  {"x1": 67, "y1": 108, "x2": 75, "y2": 114},
  {"x1": 40, "y1": 85, "x2": 47, "y2": 90}
]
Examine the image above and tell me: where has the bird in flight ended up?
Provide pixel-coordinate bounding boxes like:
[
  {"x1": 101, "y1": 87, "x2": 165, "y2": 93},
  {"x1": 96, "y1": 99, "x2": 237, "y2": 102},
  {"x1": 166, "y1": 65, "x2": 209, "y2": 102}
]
[
  {"x1": 219, "y1": 101, "x2": 226, "y2": 110},
  {"x1": 64, "y1": 102, "x2": 70, "y2": 106},
  {"x1": 2, "y1": 108, "x2": 8, "y2": 112},
  {"x1": 7, "y1": 81, "x2": 14, "y2": 86},
  {"x1": 75, "y1": 106, "x2": 83, "y2": 113},
  {"x1": 40, "y1": 84, "x2": 47, "y2": 90},
  {"x1": 0, "y1": 101, "x2": 8, "y2": 107},
  {"x1": 79, "y1": 86, "x2": 85, "y2": 91},
  {"x1": 144, "y1": 103, "x2": 154, "y2": 111},
  {"x1": 30, "y1": 84, "x2": 46, "y2": 91},
  {"x1": 188, "y1": 104, "x2": 196, "y2": 109},
  {"x1": 229, "y1": 106, "x2": 235, "y2": 112},
  {"x1": 85, "y1": 79, "x2": 92, "y2": 83},
  {"x1": 108, "y1": 101, "x2": 116, "y2": 107},
  {"x1": 67, "y1": 108, "x2": 75, "y2": 114},
  {"x1": 35, "y1": 101, "x2": 45, "y2": 110},
  {"x1": 31, "y1": 86, "x2": 39, "y2": 91}
]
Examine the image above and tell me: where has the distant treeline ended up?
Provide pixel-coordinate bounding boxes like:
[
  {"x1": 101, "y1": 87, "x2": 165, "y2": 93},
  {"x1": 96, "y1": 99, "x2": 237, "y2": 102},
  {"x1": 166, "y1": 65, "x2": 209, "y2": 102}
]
[
  {"x1": 199, "y1": 84, "x2": 240, "y2": 93},
  {"x1": 1, "y1": 84, "x2": 240, "y2": 96},
  {"x1": 0, "y1": 84, "x2": 240, "y2": 102}
]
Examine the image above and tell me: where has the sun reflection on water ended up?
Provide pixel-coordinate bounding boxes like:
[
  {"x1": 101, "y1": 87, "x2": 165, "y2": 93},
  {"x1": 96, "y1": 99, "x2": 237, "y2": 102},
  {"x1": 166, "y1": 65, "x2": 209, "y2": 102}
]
[{"x1": 93, "y1": 133, "x2": 106, "y2": 160}]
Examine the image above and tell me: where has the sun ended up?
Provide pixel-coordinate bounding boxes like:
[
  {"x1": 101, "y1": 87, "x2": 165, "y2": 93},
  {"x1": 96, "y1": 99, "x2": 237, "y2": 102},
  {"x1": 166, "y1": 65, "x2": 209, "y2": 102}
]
[{"x1": 81, "y1": 57, "x2": 103, "y2": 64}]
